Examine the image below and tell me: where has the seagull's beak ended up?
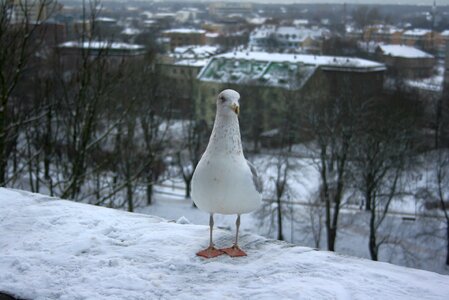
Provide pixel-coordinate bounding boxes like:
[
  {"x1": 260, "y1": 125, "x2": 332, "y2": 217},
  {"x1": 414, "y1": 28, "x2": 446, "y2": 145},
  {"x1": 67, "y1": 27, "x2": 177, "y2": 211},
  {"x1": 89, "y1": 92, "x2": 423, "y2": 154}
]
[{"x1": 231, "y1": 103, "x2": 240, "y2": 115}]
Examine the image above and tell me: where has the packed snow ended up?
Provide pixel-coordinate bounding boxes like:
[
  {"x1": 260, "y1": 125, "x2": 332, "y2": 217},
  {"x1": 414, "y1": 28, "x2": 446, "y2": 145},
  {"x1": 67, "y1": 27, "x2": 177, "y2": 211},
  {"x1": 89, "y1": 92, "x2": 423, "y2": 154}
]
[{"x1": 1, "y1": 188, "x2": 449, "y2": 300}]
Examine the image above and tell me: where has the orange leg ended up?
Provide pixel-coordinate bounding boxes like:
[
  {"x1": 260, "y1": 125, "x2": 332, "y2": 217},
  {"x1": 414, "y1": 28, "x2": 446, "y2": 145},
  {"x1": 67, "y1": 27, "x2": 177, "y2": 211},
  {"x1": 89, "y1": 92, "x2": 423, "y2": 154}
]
[
  {"x1": 197, "y1": 214, "x2": 224, "y2": 258},
  {"x1": 221, "y1": 214, "x2": 247, "y2": 257}
]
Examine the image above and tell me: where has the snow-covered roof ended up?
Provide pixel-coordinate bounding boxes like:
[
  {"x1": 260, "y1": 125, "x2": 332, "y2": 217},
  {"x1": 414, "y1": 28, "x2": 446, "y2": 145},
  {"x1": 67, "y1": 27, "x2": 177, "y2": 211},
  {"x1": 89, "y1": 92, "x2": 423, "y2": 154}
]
[
  {"x1": 175, "y1": 59, "x2": 209, "y2": 67},
  {"x1": 377, "y1": 44, "x2": 433, "y2": 58},
  {"x1": 173, "y1": 45, "x2": 219, "y2": 58},
  {"x1": 371, "y1": 25, "x2": 402, "y2": 35},
  {"x1": 247, "y1": 17, "x2": 267, "y2": 25},
  {"x1": 403, "y1": 29, "x2": 432, "y2": 36},
  {"x1": 95, "y1": 17, "x2": 116, "y2": 23},
  {"x1": 249, "y1": 25, "x2": 276, "y2": 39},
  {"x1": 214, "y1": 52, "x2": 385, "y2": 69},
  {"x1": 1, "y1": 188, "x2": 449, "y2": 300},
  {"x1": 346, "y1": 25, "x2": 363, "y2": 34},
  {"x1": 141, "y1": 11, "x2": 153, "y2": 18},
  {"x1": 59, "y1": 41, "x2": 145, "y2": 50},
  {"x1": 143, "y1": 20, "x2": 157, "y2": 26},
  {"x1": 121, "y1": 27, "x2": 141, "y2": 36},
  {"x1": 154, "y1": 13, "x2": 176, "y2": 18},
  {"x1": 198, "y1": 51, "x2": 384, "y2": 89},
  {"x1": 163, "y1": 28, "x2": 206, "y2": 34},
  {"x1": 293, "y1": 19, "x2": 309, "y2": 26},
  {"x1": 250, "y1": 25, "x2": 329, "y2": 46},
  {"x1": 440, "y1": 30, "x2": 449, "y2": 36},
  {"x1": 205, "y1": 32, "x2": 219, "y2": 38},
  {"x1": 174, "y1": 45, "x2": 218, "y2": 54}
]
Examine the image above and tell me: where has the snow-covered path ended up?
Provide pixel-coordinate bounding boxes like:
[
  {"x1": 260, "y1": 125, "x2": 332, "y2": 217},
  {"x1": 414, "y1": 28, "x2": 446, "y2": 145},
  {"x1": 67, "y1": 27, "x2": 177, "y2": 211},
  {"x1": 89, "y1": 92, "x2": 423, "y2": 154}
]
[{"x1": 1, "y1": 188, "x2": 448, "y2": 300}]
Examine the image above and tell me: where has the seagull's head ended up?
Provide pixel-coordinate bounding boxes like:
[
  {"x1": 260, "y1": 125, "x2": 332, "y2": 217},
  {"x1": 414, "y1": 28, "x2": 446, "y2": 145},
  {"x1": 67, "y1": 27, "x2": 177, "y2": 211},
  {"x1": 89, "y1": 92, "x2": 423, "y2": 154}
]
[{"x1": 217, "y1": 89, "x2": 240, "y2": 117}]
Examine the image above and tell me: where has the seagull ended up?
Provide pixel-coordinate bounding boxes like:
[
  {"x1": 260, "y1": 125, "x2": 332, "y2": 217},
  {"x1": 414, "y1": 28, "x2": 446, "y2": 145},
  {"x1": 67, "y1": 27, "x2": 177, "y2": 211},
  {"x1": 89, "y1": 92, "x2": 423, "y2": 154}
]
[{"x1": 192, "y1": 89, "x2": 263, "y2": 258}]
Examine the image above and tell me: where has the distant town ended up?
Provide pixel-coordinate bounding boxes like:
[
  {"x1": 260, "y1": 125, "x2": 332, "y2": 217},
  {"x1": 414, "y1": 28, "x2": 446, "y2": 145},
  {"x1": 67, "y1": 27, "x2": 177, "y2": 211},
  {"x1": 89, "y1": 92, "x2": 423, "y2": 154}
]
[{"x1": 33, "y1": 0, "x2": 448, "y2": 126}]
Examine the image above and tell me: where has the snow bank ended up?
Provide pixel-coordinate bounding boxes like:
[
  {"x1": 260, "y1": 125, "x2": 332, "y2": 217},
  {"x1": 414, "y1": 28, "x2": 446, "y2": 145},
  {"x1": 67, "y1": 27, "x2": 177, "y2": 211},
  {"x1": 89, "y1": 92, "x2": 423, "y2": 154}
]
[{"x1": 1, "y1": 188, "x2": 448, "y2": 300}]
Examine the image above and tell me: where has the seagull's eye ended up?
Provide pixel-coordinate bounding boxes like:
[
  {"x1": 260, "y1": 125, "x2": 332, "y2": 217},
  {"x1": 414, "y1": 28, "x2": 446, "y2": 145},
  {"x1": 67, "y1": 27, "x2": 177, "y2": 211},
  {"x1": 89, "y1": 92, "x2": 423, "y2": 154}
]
[{"x1": 220, "y1": 96, "x2": 226, "y2": 103}]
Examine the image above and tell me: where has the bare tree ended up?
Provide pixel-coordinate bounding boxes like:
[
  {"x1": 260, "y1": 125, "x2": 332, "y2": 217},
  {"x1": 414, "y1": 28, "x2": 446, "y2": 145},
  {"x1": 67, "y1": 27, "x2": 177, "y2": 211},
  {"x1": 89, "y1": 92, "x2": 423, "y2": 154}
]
[
  {"x1": 435, "y1": 150, "x2": 449, "y2": 265},
  {"x1": 176, "y1": 119, "x2": 208, "y2": 199},
  {"x1": 301, "y1": 75, "x2": 365, "y2": 251},
  {"x1": 0, "y1": 0, "x2": 57, "y2": 186},
  {"x1": 352, "y1": 94, "x2": 417, "y2": 260}
]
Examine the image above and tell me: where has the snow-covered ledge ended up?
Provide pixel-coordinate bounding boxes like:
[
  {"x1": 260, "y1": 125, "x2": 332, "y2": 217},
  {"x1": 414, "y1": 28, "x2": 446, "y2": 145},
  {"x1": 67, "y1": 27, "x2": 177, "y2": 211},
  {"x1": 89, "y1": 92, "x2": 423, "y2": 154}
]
[{"x1": 0, "y1": 188, "x2": 448, "y2": 300}]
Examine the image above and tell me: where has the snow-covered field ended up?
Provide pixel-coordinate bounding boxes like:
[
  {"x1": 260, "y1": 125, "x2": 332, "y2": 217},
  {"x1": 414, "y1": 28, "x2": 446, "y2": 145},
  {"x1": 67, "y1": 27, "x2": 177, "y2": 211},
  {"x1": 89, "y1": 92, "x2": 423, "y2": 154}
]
[{"x1": 1, "y1": 188, "x2": 449, "y2": 300}]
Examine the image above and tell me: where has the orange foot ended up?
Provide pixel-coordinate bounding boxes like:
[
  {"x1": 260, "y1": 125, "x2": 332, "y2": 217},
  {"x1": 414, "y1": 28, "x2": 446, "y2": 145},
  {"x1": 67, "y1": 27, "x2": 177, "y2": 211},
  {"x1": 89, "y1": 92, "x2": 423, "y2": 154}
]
[
  {"x1": 221, "y1": 245, "x2": 247, "y2": 257},
  {"x1": 196, "y1": 247, "x2": 224, "y2": 258}
]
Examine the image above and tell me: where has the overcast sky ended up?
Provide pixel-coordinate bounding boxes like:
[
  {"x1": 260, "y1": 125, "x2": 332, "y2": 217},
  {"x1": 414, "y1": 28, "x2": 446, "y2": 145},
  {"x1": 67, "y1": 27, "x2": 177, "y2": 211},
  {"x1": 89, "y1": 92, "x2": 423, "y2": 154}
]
[{"x1": 180, "y1": 0, "x2": 449, "y2": 5}]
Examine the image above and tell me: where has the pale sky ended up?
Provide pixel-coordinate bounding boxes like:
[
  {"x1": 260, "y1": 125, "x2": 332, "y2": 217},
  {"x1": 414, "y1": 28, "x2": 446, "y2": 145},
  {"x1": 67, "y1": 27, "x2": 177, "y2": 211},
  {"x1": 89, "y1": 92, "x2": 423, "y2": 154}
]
[{"x1": 175, "y1": 0, "x2": 449, "y2": 5}]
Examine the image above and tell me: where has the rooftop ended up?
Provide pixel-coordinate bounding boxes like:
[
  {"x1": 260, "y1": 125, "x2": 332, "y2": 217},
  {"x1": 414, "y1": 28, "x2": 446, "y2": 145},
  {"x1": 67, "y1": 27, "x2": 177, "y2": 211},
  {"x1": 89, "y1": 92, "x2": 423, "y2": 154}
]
[
  {"x1": 173, "y1": 45, "x2": 219, "y2": 58},
  {"x1": 377, "y1": 44, "x2": 433, "y2": 58},
  {"x1": 175, "y1": 59, "x2": 209, "y2": 67},
  {"x1": 59, "y1": 41, "x2": 145, "y2": 51},
  {"x1": 163, "y1": 28, "x2": 206, "y2": 34},
  {"x1": 215, "y1": 52, "x2": 385, "y2": 69},
  {"x1": 403, "y1": 29, "x2": 432, "y2": 36},
  {"x1": 198, "y1": 51, "x2": 385, "y2": 89}
]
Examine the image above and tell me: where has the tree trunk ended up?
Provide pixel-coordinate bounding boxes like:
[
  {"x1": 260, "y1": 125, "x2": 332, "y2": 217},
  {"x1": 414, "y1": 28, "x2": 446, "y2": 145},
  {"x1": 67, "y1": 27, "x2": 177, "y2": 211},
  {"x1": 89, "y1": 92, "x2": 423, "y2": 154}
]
[
  {"x1": 44, "y1": 105, "x2": 52, "y2": 180},
  {"x1": 365, "y1": 192, "x2": 372, "y2": 211},
  {"x1": 369, "y1": 233, "x2": 378, "y2": 261},
  {"x1": 369, "y1": 206, "x2": 378, "y2": 261},
  {"x1": 277, "y1": 197, "x2": 284, "y2": 241},
  {"x1": 146, "y1": 173, "x2": 153, "y2": 205},
  {"x1": 0, "y1": 103, "x2": 6, "y2": 186},
  {"x1": 127, "y1": 180, "x2": 133, "y2": 212},
  {"x1": 327, "y1": 227, "x2": 336, "y2": 251},
  {"x1": 446, "y1": 223, "x2": 449, "y2": 266},
  {"x1": 185, "y1": 177, "x2": 191, "y2": 199}
]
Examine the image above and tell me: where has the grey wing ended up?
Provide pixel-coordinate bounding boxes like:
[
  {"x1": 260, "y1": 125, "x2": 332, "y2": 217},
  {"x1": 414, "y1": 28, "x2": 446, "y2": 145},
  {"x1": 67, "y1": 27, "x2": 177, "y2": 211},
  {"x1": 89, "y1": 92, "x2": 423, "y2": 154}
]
[{"x1": 246, "y1": 160, "x2": 263, "y2": 194}]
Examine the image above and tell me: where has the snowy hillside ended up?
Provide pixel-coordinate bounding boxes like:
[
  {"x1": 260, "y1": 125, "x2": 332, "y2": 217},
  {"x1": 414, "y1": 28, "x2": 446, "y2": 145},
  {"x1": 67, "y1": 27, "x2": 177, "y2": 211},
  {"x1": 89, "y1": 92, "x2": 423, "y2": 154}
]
[{"x1": 1, "y1": 188, "x2": 448, "y2": 300}]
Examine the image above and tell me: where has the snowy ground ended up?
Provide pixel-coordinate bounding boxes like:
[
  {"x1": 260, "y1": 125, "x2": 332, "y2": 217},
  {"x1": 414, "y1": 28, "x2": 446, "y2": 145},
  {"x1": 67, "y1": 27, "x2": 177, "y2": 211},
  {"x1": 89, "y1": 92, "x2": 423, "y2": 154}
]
[
  {"x1": 137, "y1": 179, "x2": 449, "y2": 274},
  {"x1": 1, "y1": 188, "x2": 449, "y2": 300}
]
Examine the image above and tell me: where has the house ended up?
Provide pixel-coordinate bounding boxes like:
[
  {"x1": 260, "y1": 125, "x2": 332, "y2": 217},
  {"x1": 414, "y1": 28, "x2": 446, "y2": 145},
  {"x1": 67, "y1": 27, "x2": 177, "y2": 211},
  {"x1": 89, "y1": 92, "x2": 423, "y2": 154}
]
[
  {"x1": 208, "y1": 2, "x2": 253, "y2": 17},
  {"x1": 375, "y1": 44, "x2": 435, "y2": 78},
  {"x1": 363, "y1": 25, "x2": 403, "y2": 44},
  {"x1": 401, "y1": 29, "x2": 442, "y2": 52},
  {"x1": 156, "y1": 45, "x2": 220, "y2": 115},
  {"x1": 249, "y1": 25, "x2": 329, "y2": 53},
  {"x1": 195, "y1": 51, "x2": 385, "y2": 133},
  {"x1": 58, "y1": 41, "x2": 146, "y2": 70},
  {"x1": 162, "y1": 28, "x2": 206, "y2": 50}
]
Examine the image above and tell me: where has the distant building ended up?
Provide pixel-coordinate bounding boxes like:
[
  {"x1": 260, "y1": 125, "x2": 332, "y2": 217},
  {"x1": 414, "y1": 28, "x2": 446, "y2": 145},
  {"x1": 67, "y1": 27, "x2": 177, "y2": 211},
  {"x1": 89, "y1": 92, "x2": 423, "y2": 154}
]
[
  {"x1": 162, "y1": 29, "x2": 206, "y2": 50},
  {"x1": 8, "y1": 0, "x2": 60, "y2": 23},
  {"x1": 375, "y1": 44, "x2": 435, "y2": 78},
  {"x1": 196, "y1": 51, "x2": 385, "y2": 128},
  {"x1": 401, "y1": 29, "x2": 443, "y2": 53},
  {"x1": 202, "y1": 18, "x2": 248, "y2": 36},
  {"x1": 345, "y1": 25, "x2": 363, "y2": 40},
  {"x1": 364, "y1": 25, "x2": 402, "y2": 44},
  {"x1": 208, "y1": 2, "x2": 253, "y2": 17},
  {"x1": 156, "y1": 45, "x2": 220, "y2": 115},
  {"x1": 249, "y1": 25, "x2": 329, "y2": 54},
  {"x1": 58, "y1": 41, "x2": 146, "y2": 69}
]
